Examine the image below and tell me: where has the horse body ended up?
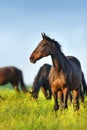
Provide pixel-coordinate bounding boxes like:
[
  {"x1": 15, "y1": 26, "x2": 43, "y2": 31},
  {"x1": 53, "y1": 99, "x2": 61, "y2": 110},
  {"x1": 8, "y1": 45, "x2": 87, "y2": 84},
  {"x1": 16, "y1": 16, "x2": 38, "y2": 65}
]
[
  {"x1": 67, "y1": 56, "x2": 87, "y2": 94},
  {"x1": 0, "y1": 66, "x2": 28, "y2": 92},
  {"x1": 31, "y1": 64, "x2": 52, "y2": 99},
  {"x1": 30, "y1": 33, "x2": 86, "y2": 110},
  {"x1": 69, "y1": 60, "x2": 82, "y2": 89},
  {"x1": 49, "y1": 51, "x2": 82, "y2": 109}
]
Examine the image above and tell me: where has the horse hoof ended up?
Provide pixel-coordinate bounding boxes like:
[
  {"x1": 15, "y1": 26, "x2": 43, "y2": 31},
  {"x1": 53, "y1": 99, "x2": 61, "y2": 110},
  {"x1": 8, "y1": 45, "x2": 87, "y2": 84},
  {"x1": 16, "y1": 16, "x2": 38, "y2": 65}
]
[
  {"x1": 64, "y1": 105, "x2": 68, "y2": 109},
  {"x1": 46, "y1": 96, "x2": 52, "y2": 100},
  {"x1": 60, "y1": 103, "x2": 68, "y2": 110},
  {"x1": 54, "y1": 105, "x2": 59, "y2": 111},
  {"x1": 73, "y1": 105, "x2": 79, "y2": 111},
  {"x1": 74, "y1": 107, "x2": 79, "y2": 111}
]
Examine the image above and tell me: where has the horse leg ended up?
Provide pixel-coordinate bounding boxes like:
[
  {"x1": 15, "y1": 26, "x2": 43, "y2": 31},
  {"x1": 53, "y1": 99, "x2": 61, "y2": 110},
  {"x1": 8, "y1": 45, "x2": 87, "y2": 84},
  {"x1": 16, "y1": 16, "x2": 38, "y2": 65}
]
[
  {"x1": 68, "y1": 92, "x2": 72, "y2": 104},
  {"x1": 58, "y1": 90, "x2": 63, "y2": 109},
  {"x1": 41, "y1": 87, "x2": 47, "y2": 97},
  {"x1": 41, "y1": 87, "x2": 48, "y2": 99},
  {"x1": 79, "y1": 85, "x2": 84, "y2": 103},
  {"x1": 73, "y1": 89, "x2": 79, "y2": 110},
  {"x1": 52, "y1": 91, "x2": 59, "y2": 111},
  {"x1": 14, "y1": 85, "x2": 20, "y2": 92},
  {"x1": 21, "y1": 86, "x2": 28, "y2": 93},
  {"x1": 11, "y1": 82, "x2": 20, "y2": 92},
  {"x1": 48, "y1": 88, "x2": 52, "y2": 99},
  {"x1": 63, "y1": 87, "x2": 69, "y2": 109}
]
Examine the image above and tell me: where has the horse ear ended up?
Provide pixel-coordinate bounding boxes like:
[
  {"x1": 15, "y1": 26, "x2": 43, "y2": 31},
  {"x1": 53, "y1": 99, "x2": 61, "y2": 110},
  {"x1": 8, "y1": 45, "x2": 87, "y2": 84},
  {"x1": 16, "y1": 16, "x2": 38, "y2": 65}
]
[{"x1": 41, "y1": 33, "x2": 46, "y2": 39}]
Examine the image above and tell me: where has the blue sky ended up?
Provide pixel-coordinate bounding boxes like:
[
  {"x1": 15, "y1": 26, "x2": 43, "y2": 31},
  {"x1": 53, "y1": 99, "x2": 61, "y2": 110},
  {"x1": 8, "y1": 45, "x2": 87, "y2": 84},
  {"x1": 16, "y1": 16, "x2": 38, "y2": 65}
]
[{"x1": 0, "y1": 0, "x2": 87, "y2": 84}]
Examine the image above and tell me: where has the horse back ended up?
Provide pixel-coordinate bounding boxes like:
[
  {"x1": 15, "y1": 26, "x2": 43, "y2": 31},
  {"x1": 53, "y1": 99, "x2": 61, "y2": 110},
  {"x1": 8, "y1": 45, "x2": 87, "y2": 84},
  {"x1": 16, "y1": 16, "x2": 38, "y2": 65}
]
[
  {"x1": 0, "y1": 66, "x2": 21, "y2": 85},
  {"x1": 67, "y1": 56, "x2": 81, "y2": 69}
]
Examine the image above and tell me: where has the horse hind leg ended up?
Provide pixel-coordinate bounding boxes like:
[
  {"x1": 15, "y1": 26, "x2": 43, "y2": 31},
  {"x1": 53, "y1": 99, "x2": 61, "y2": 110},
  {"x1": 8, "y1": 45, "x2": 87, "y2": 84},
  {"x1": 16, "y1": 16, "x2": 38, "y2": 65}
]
[
  {"x1": 79, "y1": 85, "x2": 84, "y2": 103},
  {"x1": 82, "y1": 71, "x2": 87, "y2": 94},
  {"x1": 21, "y1": 86, "x2": 28, "y2": 93},
  {"x1": 14, "y1": 85, "x2": 20, "y2": 92},
  {"x1": 68, "y1": 92, "x2": 72, "y2": 104},
  {"x1": 73, "y1": 89, "x2": 79, "y2": 111},
  {"x1": 11, "y1": 81, "x2": 20, "y2": 92}
]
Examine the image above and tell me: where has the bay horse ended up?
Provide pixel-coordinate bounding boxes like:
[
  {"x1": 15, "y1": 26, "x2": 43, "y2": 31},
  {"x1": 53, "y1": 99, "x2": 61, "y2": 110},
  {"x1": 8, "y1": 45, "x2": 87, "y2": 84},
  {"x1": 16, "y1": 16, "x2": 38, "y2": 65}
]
[
  {"x1": 30, "y1": 63, "x2": 74, "y2": 103},
  {"x1": 30, "y1": 62, "x2": 85, "y2": 102},
  {"x1": 30, "y1": 33, "x2": 86, "y2": 111},
  {"x1": 0, "y1": 66, "x2": 28, "y2": 93},
  {"x1": 30, "y1": 64, "x2": 52, "y2": 99}
]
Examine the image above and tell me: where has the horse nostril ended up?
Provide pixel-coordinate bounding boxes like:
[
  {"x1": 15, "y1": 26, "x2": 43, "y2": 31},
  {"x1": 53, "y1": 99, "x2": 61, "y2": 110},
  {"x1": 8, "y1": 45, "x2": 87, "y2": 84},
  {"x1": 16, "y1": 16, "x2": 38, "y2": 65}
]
[
  {"x1": 30, "y1": 56, "x2": 36, "y2": 63},
  {"x1": 30, "y1": 56, "x2": 33, "y2": 62}
]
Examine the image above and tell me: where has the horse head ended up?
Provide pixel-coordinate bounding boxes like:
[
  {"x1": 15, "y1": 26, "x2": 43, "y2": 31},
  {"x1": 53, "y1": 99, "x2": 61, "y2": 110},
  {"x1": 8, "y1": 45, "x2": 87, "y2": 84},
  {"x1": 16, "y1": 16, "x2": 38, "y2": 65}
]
[{"x1": 30, "y1": 33, "x2": 57, "y2": 63}]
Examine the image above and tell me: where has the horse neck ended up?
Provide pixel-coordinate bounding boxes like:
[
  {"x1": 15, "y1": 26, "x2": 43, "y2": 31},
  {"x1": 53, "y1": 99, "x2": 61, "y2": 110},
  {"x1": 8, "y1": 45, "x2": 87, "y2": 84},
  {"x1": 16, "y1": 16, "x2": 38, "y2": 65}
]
[{"x1": 51, "y1": 50, "x2": 68, "y2": 71}]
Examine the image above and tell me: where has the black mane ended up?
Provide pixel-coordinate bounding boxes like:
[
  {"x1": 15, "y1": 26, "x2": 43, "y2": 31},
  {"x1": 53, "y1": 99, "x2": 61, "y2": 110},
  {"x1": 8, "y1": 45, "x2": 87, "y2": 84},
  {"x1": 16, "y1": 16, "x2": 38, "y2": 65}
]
[{"x1": 42, "y1": 33, "x2": 61, "y2": 51}]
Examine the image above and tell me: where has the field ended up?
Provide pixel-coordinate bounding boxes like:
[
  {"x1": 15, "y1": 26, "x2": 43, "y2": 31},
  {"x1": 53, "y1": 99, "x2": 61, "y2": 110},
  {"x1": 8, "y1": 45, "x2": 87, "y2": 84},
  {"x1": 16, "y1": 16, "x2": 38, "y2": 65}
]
[{"x1": 0, "y1": 84, "x2": 87, "y2": 130}]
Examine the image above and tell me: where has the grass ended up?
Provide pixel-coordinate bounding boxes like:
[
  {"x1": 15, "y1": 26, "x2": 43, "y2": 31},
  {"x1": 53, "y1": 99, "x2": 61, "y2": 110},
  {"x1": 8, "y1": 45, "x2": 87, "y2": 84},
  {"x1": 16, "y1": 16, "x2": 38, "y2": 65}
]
[{"x1": 0, "y1": 84, "x2": 87, "y2": 130}]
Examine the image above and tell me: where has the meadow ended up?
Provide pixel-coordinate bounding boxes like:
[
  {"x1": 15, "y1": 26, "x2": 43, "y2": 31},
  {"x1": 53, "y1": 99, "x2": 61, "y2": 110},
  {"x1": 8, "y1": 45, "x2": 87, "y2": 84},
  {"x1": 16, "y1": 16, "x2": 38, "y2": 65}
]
[{"x1": 0, "y1": 84, "x2": 87, "y2": 130}]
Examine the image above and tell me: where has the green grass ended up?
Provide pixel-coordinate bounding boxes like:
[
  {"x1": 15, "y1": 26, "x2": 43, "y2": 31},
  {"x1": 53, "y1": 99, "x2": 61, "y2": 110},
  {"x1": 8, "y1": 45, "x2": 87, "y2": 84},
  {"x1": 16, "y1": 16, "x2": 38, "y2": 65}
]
[{"x1": 0, "y1": 85, "x2": 87, "y2": 130}]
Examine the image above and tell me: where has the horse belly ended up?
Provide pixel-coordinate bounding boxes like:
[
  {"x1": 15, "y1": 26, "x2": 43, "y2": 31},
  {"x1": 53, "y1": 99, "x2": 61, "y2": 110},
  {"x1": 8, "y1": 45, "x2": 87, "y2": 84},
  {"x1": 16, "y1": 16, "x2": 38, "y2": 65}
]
[{"x1": 0, "y1": 76, "x2": 10, "y2": 85}]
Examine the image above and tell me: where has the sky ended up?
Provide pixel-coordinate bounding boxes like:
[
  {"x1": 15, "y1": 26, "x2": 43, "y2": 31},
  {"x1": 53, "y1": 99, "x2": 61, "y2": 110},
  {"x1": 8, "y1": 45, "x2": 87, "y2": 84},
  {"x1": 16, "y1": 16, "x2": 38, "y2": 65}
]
[{"x1": 0, "y1": 0, "x2": 87, "y2": 85}]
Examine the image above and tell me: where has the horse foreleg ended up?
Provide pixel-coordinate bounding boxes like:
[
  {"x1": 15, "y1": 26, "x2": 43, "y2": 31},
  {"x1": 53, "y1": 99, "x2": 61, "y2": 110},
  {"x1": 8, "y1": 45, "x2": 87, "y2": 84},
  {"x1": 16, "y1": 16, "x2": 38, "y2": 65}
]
[
  {"x1": 48, "y1": 88, "x2": 52, "y2": 99},
  {"x1": 58, "y1": 91, "x2": 63, "y2": 109},
  {"x1": 63, "y1": 87, "x2": 69, "y2": 109},
  {"x1": 73, "y1": 89, "x2": 79, "y2": 111},
  {"x1": 41, "y1": 87, "x2": 48, "y2": 99},
  {"x1": 52, "y1": 91, "x2": 59, "y2": 111}
]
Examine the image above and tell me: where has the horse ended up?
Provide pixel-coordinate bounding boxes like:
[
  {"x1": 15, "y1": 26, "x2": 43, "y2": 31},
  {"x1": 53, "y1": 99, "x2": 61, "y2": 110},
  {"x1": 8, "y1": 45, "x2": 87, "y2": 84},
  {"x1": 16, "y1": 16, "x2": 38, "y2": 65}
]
[
  {"x1": 30, "y1": 62, "x2": 86, "y2": 102},
  {"x1": 29, "y1": 64, "x2": 52, "y2": 99},
  {"x1": 30, "y1": 33, "x2": 86, "y2": 111},
  {"x1": 0, "y1": 66, "x2": 28, "y2": 93}
]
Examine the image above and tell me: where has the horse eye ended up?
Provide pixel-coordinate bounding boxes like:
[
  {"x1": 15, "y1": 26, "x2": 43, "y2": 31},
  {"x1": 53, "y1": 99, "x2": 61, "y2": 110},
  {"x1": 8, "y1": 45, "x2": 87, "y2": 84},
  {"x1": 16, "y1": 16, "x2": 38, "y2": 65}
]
[{"x1": 42, "y1": 43, "x2": 47, "y2": 47}]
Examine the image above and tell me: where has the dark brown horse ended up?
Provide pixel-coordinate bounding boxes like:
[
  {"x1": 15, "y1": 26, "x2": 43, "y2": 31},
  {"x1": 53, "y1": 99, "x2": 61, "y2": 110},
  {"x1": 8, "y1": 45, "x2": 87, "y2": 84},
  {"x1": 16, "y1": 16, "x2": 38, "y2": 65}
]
[
  {"x1": 30, "y1": 62, "x2": 86, "y2": 102},
  {"x1": 0, "y1": 66, "x2": 28, "y2": 93},
  {"x1": 30, "y1": 33, "x2": 86, "y2": 111},
  {"x1": 30, "y1": 64, "x2": 52, "y2": 99}
]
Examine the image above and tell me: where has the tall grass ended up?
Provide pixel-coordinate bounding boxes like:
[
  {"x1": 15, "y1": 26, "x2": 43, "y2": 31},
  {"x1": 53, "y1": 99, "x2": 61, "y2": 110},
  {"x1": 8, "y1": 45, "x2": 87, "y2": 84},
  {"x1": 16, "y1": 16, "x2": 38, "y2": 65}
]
[{"x1": 0, "y1": 85, "x2": 87, "y2": 130}]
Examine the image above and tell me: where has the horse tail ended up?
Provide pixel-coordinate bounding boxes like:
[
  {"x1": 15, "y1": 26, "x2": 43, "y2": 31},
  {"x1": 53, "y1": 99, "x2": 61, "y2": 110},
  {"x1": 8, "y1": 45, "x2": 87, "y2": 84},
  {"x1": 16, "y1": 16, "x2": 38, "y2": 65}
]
[
  {"x1": 82, "y1": 71, "x2": 87, "y2": 94},
  {"x1": 20, "y1": 70, "x2": 28, "y2": 93}
]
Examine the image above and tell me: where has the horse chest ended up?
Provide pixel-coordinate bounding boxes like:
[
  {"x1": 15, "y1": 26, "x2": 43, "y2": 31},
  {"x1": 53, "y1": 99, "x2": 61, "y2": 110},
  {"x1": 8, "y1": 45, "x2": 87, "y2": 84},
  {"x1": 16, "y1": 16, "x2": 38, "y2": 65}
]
[{"x1": 49, "y1": 68, "x2": 66, "y2": 91}]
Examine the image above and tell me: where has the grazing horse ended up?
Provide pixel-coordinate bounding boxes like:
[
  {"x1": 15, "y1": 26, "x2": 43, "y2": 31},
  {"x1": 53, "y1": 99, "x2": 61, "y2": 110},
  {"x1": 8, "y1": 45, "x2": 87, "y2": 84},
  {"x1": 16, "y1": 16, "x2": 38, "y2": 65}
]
[
  {"x1": 0, "y1": 66, "x2": 28, "y2": 93},
  {"x1": 30, "y1": 64, "x2": 52, "y2": 99},
  {"x1": 30, "y1": 33, "x2": 86, "y2": 111}
]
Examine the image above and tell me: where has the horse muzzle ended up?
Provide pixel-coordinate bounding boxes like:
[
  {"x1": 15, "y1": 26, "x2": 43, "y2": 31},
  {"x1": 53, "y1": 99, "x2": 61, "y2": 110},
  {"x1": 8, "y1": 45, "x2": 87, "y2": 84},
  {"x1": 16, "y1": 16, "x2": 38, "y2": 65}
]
[{"x1": 30, "y1": 56, "x2": 36, "y2": 63}]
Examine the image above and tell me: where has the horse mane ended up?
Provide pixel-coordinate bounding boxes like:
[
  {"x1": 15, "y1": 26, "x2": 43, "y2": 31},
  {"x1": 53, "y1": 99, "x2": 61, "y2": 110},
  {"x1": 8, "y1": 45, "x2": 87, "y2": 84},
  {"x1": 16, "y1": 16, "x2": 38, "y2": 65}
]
[{"x1": 41, "y1": 33, "x2": 62, "y2": 51}]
